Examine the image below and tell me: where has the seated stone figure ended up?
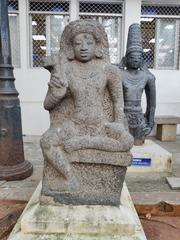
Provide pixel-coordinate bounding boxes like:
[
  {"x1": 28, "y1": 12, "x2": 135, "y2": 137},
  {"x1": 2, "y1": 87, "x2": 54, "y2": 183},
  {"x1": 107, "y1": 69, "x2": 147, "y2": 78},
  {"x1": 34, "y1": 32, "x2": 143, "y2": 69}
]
[{"x1": 40, "y1": 20, "x2": 133, "y2": 206}]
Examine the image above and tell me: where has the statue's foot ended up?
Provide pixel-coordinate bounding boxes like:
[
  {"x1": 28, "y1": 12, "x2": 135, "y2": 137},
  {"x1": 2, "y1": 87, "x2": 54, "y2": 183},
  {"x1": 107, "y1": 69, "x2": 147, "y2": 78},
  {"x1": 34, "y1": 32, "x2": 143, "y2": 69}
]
[
  {"x1": 105, "y1": 122, "x2": 134, "y2": 150},
  {"x1": 134, "y1": 138, "x2": 145, "y2": 146},
  {"x1": 105, "y1": 122, "x2": 124, "y2": 140},
  {"x1": 68, "y1": 174, "x2": 80, "y2": 191}
]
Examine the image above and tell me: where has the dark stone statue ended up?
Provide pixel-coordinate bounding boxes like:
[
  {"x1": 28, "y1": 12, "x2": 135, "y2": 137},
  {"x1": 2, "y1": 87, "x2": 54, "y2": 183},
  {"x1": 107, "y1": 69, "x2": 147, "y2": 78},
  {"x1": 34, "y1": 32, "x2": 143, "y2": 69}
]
[
  {"x1": 40, "y1": 20, "x2": 133, "y2": 206},
  {"x1": 119, "y1": 23, "x2": 156, "y2": 145}
]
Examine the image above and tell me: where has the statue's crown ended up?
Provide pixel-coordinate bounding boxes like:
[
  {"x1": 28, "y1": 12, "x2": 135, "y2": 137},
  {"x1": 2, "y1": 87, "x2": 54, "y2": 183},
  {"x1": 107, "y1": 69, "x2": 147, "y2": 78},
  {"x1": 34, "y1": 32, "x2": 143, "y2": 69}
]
[{"x1": 126, "y1": 23, "x2": 143, "y2": 55}]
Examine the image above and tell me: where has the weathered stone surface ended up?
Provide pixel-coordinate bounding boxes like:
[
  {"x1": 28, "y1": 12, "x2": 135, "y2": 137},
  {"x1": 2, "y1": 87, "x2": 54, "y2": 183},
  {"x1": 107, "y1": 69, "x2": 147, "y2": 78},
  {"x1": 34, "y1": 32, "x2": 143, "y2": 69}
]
[
  {"x1": 8, "y1": 182, "x2": 147, "y2": 240},
  {"x1": 21, "y1": 203, "x2": 136, "y2": 235},
  {"x1": 40, "y1": 20, "x2": 133, "y2": 205},
  {"x1": 118, "y1": 23, "x2": 156, "y2": 146}
]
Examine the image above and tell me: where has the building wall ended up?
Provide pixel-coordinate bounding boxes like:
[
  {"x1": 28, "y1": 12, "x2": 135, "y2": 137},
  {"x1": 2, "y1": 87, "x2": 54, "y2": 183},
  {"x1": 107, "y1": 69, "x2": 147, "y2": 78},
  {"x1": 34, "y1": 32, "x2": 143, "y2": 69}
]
[{"x1": 12, "y1": 0, "x2": 180, "y2": 135}]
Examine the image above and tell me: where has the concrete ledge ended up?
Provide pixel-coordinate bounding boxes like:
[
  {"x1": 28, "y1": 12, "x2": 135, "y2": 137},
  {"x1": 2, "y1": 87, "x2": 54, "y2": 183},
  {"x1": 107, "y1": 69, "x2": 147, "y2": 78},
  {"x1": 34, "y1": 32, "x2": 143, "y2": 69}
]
[{"x1": 8, "y1": 182, "x2": 147, "y2": 240}]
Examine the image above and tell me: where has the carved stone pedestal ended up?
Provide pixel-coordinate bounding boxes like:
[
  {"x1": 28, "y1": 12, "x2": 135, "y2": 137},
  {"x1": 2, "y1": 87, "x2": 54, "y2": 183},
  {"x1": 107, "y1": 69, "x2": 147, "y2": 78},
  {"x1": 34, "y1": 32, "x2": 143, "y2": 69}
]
[
  {"x1": 42, "y1": 150, "x2": 132, "y2": 206},
  {"x1": 8, "y1": 182, "x2": 147, "y2": 240}
]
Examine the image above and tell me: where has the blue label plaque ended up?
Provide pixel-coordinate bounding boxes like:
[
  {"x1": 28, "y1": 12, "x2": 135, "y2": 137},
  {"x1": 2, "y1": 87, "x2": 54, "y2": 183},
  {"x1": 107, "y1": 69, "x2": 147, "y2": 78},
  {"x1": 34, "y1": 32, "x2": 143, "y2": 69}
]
[{"x1": 131, "y1": 158, "x2": 151, "y2": 166}]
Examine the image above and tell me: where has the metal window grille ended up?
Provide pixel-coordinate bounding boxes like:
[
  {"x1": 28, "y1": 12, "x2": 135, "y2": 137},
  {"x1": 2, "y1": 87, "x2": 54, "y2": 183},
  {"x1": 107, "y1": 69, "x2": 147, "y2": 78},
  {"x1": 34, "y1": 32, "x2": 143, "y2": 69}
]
[
  {"x1": 79, "y1": 1, "x2": 123, "y2": 64},
  {"x1": 8, "y1": 0, "x2": 20, "y2": 67},
  {"x1": 79, "y1": 1, "x2": 122, "y2": 14},
  {"x1": 29, "y1": 0, "x2": 70, "y2": 67},
  {"x1": 141, "y1": 5, "x2": 180, "y2": 69},
  {"x1": 8, "y1": 0, "x2": 19, "y2": 11},
  {"x1": 141, "y1": 5, "x2": 180, "y2": 16},
  {"x1": 29, "y1": 0, "x2": 69, "y2": 12}
]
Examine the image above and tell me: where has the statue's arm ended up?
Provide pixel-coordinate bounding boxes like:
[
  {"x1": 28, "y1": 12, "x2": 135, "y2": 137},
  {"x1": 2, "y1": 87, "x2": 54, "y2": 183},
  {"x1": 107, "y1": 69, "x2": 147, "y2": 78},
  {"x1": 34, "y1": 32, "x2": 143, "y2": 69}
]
[
  {"x1": 43, "y1": 56, "x2": 67, "y2": 111},
  {"x1": 107, "y1": 66, "x2": 124, "y2": 123},
  {"x1": 144, "y1": 72, "x2": 156, "y2": 128}
]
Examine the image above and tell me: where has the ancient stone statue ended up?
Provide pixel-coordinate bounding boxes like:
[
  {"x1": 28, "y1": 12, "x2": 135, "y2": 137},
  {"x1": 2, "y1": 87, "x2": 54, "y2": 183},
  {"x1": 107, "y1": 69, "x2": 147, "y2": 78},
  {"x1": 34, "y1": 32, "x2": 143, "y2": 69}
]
[
  {"x1": 118, "y1": 23, "x2": 156, "y2": 145},
  {"x1": 40, "y1": 20, "x2": 133, "y2": 206}
]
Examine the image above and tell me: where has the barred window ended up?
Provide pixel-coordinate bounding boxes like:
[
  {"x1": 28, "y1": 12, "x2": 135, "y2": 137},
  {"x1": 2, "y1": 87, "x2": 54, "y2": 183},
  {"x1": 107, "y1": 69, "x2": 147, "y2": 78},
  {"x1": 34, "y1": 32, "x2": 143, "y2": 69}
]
[
  {"x1": 29, "y1": 0, "x2": 70, "y2": 67},
  {"x1": 8, "y1": 0, "x2": 20, "y2": 67},
  {"x1": 141, "y1": 5, "x2": 180, "y2": 69},
  {"x1": 79, "y1": 1, "x2": 123, "y2": 64}
]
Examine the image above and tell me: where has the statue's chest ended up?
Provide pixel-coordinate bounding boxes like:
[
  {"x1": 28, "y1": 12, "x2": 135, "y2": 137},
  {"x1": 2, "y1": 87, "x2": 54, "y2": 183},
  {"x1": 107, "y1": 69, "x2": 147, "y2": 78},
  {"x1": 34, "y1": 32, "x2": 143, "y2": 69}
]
[
  {"x1": 122, "y1": 71, "x2": 147, "y2": 98},
  {"x1": 67, "y1": 68, "x2": 106, "y2": 94}
]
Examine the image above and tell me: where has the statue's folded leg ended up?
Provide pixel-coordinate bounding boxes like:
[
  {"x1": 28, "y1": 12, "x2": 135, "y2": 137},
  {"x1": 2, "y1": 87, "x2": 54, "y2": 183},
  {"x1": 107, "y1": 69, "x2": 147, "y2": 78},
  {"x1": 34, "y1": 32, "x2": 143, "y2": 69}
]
[
  {"x1": 64, "y1": 135, "x2": 133, "y2": 153},
  {"x1": 40, "y1": 130, "x2": 76, "y2": 182}
]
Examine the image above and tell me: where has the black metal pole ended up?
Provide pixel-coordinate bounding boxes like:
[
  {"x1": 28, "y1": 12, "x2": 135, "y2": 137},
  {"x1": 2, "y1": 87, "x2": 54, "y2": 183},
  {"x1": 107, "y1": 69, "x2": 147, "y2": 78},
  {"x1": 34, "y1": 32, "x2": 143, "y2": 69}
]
[{"x1": 0, "y1": 0, "x2": 33, "y2": 180}]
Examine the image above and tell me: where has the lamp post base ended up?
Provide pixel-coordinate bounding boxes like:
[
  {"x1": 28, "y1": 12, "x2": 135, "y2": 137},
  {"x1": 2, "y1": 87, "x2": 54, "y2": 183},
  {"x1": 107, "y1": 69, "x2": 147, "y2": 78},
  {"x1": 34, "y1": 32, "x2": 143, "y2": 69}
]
[{"x1": 0, "y1": 160, "x2": 33, "y2": 181}]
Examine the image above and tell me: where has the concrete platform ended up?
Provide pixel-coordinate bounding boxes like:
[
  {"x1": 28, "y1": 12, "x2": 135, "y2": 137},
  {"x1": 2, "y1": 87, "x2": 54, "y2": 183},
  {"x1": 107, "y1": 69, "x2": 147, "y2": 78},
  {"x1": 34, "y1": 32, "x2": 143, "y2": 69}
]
[
  {"x1": 8, "y1": 182, "x2": 147, "y2": 240},
  {"x1": 128, "y1": 140, "x2": 172, "y2": 173}
]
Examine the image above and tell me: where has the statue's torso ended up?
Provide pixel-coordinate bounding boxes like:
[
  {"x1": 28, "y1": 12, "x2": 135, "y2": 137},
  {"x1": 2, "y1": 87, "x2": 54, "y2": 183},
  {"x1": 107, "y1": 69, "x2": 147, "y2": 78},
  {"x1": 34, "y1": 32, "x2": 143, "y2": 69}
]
[
  {"x1": 122, "y1": 70, "x2": 148, "y2": 129},
  {"x1": 123, "y1": 70, "x2": 147, "y2": 100},
  {"x1": 66, "y1": 61, "x2": 107, "y2": 125}
]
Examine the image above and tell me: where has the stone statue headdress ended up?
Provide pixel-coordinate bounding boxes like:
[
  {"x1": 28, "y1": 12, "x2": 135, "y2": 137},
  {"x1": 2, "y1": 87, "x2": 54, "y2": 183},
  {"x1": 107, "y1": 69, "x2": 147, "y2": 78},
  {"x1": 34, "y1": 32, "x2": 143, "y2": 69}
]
[
  {"x1": 120, "y1": 23, "x2": 144, "y2": 69},
  {"x1": 59, "y1": 20, "x2": 110, "y2": 62},
  {"x1": 126, "y1": 23, "x2": 143, "y2": 55}
]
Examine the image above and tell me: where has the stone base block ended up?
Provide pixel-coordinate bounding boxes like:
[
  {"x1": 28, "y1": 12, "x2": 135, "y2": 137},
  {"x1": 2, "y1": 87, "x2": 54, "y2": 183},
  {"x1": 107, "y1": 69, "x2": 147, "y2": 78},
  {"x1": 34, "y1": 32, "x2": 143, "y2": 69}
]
[
  {"x1": 157, "y1": 124, "x2": 177, "y2": 141},
  {"x1": 8, "y1": 182, "x2": 147, "y2": 240},
  {"x1": 128, "y1": 140, "x2": 172, "y2": 172}
]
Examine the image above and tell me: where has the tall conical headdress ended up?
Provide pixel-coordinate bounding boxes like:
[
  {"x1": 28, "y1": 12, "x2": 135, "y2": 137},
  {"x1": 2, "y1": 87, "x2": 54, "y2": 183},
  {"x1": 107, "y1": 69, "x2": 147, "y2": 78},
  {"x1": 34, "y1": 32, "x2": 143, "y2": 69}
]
[{"x1": 126, "y1": 23, "x2": 143, "y2": 55}]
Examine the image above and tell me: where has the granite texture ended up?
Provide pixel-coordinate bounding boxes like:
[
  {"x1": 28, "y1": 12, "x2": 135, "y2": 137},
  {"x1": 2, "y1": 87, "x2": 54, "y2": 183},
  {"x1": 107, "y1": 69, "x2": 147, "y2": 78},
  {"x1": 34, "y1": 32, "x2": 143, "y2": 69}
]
[
  {"x1": 40, "y1": 20, "x2": 133, "y2": 205},
  {"x1": 118, "y1": 23, "x2": 156, "y2": 146}
]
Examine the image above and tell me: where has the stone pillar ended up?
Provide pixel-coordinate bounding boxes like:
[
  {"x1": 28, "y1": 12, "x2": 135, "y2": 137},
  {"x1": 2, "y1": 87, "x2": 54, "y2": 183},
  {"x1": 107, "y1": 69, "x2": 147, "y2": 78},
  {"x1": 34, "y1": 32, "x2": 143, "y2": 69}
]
[
  {"x1": 0, "y1": 0, "x2": 33, "y2": 180},
  {"x1": 69, "y1": 0, "x2": 79, "y2": 22}
]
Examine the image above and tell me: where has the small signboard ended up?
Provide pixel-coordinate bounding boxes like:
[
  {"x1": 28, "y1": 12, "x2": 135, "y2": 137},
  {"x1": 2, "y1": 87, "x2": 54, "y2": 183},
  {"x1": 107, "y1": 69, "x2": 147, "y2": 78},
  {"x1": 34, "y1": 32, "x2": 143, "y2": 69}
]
[{"x1": 131, "y1": 158, "x2": 151, "y2": 167}]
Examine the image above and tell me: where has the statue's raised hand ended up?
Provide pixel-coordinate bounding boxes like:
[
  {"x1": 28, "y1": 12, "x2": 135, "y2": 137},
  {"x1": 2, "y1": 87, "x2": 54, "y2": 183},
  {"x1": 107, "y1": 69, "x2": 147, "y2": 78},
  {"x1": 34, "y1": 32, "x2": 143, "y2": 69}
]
[{"x1": 48, "y1": 62, "x2": 68, "y2": 99}]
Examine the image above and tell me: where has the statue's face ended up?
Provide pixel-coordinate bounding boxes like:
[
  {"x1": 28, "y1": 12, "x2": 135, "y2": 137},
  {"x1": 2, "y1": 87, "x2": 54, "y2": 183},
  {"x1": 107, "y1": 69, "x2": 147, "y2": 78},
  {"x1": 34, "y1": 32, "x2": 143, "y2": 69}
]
[
  {"x1": 126, "y1": 51, "x2": 142, "y2": 69},
  {"x1": 73, "y1": 33, "x2": 96, "y2": 62}
]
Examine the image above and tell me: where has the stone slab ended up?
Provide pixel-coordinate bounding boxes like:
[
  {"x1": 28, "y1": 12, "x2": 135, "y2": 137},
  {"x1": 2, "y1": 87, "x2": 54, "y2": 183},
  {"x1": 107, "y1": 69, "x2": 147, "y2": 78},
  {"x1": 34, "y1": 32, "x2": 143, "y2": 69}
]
[
  {"x1": 128, "y1": 140, "x2": 172, "y2": 173},
  {"x1": 155, "y1": 115, "x2": 180, "y2": 124},
  {"x1": 166, "y1": 177, "x2": 180, "y2": 190},
  {"x1": 8, "y1": 182, "x2": 147, "y2": 240},
  {"x1": 21, "y1": 204, "x2": 135, "y2": 235}
]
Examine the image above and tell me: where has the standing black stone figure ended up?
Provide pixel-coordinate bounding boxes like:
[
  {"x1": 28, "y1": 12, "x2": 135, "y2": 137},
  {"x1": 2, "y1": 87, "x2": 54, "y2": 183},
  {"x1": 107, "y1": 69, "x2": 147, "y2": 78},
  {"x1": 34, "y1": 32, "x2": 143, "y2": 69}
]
[{"x1": 118, "y1": 23, "x2": 156, "y2": 145}]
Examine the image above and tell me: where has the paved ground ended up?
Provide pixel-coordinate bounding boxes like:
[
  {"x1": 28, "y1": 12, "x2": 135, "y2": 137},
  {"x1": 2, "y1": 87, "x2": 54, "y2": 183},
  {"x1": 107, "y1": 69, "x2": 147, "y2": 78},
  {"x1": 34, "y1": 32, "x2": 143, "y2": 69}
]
[{"x1": 0, "y1": 135, "x2": 179, "y2": 204}]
